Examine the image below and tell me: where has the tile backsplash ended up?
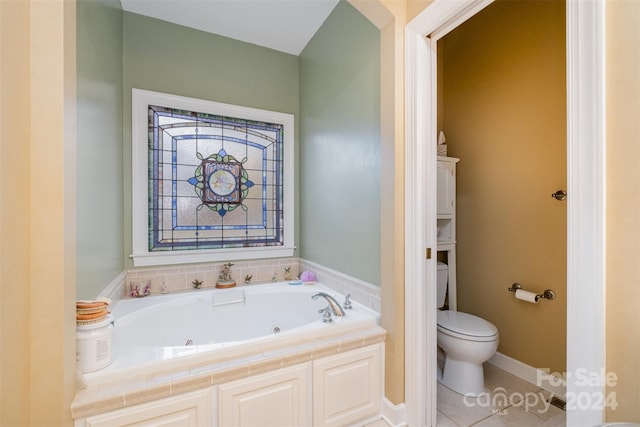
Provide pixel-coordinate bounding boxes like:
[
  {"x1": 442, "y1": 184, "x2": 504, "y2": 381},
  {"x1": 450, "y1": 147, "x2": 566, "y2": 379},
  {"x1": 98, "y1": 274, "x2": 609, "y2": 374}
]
[
  {"x1": 126, "y1": 257, "x2": 300, "y2": 294},
  {"x1": 98, "y1": 257, "x2": 380, "y2": 312}
]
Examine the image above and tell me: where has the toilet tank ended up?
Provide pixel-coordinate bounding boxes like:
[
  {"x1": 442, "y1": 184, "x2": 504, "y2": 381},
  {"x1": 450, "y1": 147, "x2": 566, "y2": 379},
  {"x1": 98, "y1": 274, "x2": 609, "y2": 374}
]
[{"x1": 437, "y1": 262, "x2": 448, "y2": 308}]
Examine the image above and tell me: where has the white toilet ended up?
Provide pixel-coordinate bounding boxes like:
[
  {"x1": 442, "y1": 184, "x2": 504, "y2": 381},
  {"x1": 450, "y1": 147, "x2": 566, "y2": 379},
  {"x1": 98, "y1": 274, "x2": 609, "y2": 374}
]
[{"x1": 437, "y1": 262, "x2": 499, "y2": 396}]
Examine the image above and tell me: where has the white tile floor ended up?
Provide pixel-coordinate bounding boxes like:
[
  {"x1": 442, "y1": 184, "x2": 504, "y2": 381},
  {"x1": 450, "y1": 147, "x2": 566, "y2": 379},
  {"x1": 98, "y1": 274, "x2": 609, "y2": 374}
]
[
  {"x1": 437, "y1": 363, "x2": 566, "y2": 426},
  {"x1": 363, "y1": 363, "x2": 565, "y2": 427}
]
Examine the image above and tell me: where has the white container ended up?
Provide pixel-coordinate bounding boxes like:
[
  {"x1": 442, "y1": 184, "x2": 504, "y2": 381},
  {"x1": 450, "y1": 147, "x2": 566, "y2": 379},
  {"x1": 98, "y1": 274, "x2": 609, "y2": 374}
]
[{"x1": 76, "y1": 315, "x2": 113, "y2": 373}]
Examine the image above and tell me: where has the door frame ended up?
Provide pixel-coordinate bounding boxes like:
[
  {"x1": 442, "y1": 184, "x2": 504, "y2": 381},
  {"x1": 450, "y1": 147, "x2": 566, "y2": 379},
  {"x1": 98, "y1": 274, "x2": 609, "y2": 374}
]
[{"x1": 404, "y1": 1, "x2": 605, "y2": 426}]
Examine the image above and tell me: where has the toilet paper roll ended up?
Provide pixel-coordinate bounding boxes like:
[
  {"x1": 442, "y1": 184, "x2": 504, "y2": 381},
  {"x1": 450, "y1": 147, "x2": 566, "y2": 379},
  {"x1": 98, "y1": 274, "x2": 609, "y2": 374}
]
[{"x1": 515, "y1": 289, "x2": 539, "y2": 304}]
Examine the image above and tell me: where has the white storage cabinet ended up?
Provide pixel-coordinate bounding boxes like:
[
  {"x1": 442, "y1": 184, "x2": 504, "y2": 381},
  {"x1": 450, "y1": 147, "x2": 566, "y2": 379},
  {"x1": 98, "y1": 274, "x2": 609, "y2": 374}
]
[
  {"x1": 437, "y1": 156, "x2": 459, "y2": 310},
  {"x1": 75, "y1": 343, "x2": 384, "y2": 427}
]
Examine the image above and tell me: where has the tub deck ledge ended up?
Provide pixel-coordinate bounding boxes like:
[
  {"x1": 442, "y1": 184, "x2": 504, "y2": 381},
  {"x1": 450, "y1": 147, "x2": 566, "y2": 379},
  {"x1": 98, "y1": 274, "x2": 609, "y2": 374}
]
[{"x1": 71, "y1": 325, "x2": 386, "y2": 419}]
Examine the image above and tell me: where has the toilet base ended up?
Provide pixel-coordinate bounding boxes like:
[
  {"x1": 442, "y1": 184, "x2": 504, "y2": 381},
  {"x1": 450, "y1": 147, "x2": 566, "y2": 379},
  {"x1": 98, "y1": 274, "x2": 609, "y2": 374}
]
[{"x1": 441, "y1": 358, "x2": 487, "y2": 396}]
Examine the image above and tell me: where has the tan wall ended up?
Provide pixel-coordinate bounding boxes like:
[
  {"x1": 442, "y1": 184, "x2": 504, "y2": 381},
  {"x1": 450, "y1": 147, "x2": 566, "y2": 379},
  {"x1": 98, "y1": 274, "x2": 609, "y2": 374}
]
[
  {"x1": 353, "y1": 0, "x2": 440, "y2": 404},
  {"x1": 605, "y1": 0, "x2": 640, "y2": 422},
  {"x1": 0, "y1": 0, "x2": 77, "y2": 425},
  {"x1": 8, "y1": 0, "x2": 638, "y2": 421},
  {"x1": 351, "y1": 0, "x2": 412, "y2": 404},
  {"x1": 378, "y1": 0, "x2": 407, "y2": 404},
  {"x1": 440, "y1": 0, "x2": 567, "y2": 373},
  {"x1": 1, "y1": 1, "x2": 32, "y2": 424},
  {"x1": 374, "y1": 0, "x2": 438, "y2": 404},
  {"x1": 406, "y1": 0, "x2": 435, "y2": 22}
]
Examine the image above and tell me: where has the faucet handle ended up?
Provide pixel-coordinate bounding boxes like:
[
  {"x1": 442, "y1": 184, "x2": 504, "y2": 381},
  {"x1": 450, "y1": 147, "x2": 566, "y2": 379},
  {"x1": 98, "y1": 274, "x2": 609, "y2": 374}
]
[
  {"x1": 318, "y1": 306, "x2": 333, "y2": 323},
  {"x1": 343, "y1": 294, "x2": 353, "y2": 310}
]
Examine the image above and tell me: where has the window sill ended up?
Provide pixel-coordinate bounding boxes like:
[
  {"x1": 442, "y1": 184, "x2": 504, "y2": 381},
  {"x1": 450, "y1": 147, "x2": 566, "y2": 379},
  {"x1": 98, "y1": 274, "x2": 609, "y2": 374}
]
[{"x1": 131, "y1": 246, "x2": 296, "y2": 267}]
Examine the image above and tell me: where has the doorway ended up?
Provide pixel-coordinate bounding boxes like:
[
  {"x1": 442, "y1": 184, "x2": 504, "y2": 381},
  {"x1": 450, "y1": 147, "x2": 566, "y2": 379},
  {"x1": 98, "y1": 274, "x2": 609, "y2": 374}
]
[
  {"x1": 439, "y1": 0, "x2": 567, "y2": 382},
  {"x1": 404, "y1": 1, "x2": 605, "y2": 426}
]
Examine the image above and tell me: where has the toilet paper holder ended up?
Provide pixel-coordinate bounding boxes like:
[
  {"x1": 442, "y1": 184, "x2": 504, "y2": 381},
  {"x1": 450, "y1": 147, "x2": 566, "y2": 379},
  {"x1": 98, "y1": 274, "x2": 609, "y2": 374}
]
[{"x1": 508, "y1": 283, "x2": 556, "y2": 301}]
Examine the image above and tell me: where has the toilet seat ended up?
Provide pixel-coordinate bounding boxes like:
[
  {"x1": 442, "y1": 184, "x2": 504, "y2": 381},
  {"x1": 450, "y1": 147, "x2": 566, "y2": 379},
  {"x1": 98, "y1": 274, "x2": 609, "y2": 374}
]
[{"x1": 437, "y1": 310, "x2": 498, "y2": 342}]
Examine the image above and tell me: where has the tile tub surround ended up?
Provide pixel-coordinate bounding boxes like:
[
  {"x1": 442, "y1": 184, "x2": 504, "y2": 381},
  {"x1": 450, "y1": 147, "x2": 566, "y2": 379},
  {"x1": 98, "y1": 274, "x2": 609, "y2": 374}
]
[
  {"x1": 124, "y1": 257, "x2": 302, "y2": 296},
  {"x1": 71, "y1": 325, "x2": 386, "y2": 419},
  {"x1": 299, "y1": 259, "x2": 382, "y2": 312},
  {"x1": 98, "y1": 258, "x2": 382, "y2": 312}
]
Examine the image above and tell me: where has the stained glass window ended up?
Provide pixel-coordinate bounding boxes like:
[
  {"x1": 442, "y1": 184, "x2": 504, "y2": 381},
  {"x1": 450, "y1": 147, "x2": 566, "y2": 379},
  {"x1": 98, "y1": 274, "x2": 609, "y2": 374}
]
[{"x1": 132, "y1": 90, "x2": 294, "y2": 266}]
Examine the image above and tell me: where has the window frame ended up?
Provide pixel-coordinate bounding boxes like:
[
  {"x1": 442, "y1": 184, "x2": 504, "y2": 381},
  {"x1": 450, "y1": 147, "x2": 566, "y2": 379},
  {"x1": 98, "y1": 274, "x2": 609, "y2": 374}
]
[{"x1": 131, "y1": 89, "x2": 295, "y2": 267}]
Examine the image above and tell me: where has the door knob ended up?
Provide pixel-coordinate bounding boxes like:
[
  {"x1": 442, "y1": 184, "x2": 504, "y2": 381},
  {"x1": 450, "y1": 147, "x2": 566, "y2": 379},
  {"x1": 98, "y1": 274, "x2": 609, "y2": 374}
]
[{"x1": 551, "y1": 190, "x2": 567, "y2": 201}]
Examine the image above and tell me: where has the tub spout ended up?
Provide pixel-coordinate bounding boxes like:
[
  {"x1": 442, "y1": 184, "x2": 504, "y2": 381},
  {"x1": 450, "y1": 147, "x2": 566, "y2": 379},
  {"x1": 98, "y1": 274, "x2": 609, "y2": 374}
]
[{"x1": 311, "y1": 292, "x2": 346, "y2": 317}]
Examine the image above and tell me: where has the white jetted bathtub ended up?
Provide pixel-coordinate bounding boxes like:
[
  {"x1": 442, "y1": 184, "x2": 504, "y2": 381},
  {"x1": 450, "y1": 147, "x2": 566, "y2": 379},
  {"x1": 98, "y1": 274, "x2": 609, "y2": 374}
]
[
  {"x1": 84, "y1": 281, "x2": 380, "y2": 383},
  {"x1": 73, "y1": 281, "x2": 386, "y2": 424}
]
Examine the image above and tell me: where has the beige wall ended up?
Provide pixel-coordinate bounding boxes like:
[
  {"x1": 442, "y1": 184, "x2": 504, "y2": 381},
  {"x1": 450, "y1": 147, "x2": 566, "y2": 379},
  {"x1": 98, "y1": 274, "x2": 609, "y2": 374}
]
[
  {"x1": 406, "y1": 0, "x2": 434, "y2": 22},
  {"x1": 350, "y1": 0, "x2": 412, "y2": 404},
  {"x1": 3, "y1": 0, "x2": 637, "y2": 422},
  {"x1": 605, "y1": 0, "x2": 640, "y2": 422},
  {"x1": 0, "y1": 0, "x2": 77, "y2": 425},
  {"x1": 352, "y1": 0, "x2": 440, "y2": 405},
  {"x1": 1, "y1": 1, "x2": 32, "y2": 424},
  {"x1": 440, "y1": 0, "x2": 567, "y2": 374},
  {"x1": 377, "y1": 0, "x2": 407, "y2": 405}
]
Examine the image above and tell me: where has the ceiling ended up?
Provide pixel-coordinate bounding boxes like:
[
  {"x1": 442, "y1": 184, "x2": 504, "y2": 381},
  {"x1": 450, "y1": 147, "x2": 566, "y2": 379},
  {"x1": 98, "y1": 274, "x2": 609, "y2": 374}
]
[{"x1": 120, "y1": 0, "x2": 341, "y2": 56}]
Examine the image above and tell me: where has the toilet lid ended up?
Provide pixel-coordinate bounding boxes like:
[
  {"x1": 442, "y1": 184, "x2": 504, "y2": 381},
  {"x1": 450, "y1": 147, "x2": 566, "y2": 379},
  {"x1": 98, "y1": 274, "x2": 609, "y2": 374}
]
[{"x1": 437, "y1": 310, "x2": 498, "y2": 338}]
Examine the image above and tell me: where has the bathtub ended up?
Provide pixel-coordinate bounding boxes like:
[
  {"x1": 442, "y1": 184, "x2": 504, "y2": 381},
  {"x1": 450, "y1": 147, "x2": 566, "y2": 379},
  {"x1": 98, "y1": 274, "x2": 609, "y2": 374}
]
[{"x1": 83, "y1": 282, "x2": 380, "y2": 385}]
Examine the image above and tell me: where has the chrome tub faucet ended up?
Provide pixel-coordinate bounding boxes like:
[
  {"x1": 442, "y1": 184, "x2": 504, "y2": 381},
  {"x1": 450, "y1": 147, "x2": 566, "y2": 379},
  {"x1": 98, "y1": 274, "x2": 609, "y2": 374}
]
[{"x1": 311, "y1": 292, "x2": 346, "y2": 317}]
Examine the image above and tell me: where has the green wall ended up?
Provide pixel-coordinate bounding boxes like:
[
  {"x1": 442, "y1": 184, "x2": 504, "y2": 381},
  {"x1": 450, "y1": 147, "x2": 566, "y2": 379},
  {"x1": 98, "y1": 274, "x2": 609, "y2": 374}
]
[
  {"x1": 76, "y1": 0, "x2": 124, "y2": 299},
  {"x1": 76, "y1": 1, "x2": 381, "y2": 296},
  {"x1": 299, "y1": 2, "x2": 381, "y2": 285},
  {"x1": 121, "y1": 12, "x2": 300, "y2": 270}
]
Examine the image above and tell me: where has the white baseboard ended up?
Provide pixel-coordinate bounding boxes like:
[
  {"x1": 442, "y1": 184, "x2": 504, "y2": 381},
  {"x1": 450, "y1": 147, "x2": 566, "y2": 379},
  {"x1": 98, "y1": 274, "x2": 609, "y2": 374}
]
[
  {"x1": 381, "y1": 397, "x2": 407, "y2": 427},
  {"x1": 488, "y1": 352, "x2": 566, "y2": 398}
]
